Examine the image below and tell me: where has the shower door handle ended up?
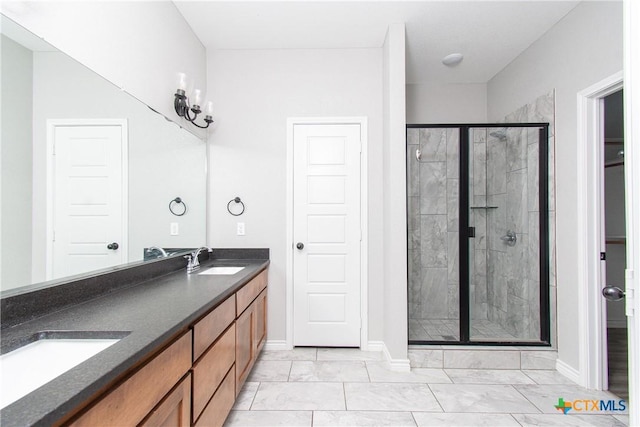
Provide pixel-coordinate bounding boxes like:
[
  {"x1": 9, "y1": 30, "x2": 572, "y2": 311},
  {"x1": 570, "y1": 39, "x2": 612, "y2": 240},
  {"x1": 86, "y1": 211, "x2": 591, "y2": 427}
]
[{"x1": 602, "y1": 286, "x2": 625, "y2": 301}]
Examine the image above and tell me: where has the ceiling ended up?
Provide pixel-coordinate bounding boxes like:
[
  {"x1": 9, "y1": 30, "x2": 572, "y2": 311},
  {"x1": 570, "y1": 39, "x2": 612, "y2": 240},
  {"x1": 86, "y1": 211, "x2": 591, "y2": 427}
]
[{"x1": 175, "y1": 1, "x2": 579, "y2": 85}]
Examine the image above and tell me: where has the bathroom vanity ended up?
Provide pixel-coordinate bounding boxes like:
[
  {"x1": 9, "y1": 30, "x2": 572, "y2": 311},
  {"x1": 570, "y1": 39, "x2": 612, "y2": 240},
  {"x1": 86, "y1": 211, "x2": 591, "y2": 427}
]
[{"x1": 0, "y1": 249, "x2": 269, "y2": 427}]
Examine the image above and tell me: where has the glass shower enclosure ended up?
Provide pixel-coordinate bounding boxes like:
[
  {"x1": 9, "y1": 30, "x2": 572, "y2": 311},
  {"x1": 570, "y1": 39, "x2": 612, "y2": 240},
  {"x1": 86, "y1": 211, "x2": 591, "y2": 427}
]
[{"x1": 407, "y1": 124, "x2": 550, "y2": 345}]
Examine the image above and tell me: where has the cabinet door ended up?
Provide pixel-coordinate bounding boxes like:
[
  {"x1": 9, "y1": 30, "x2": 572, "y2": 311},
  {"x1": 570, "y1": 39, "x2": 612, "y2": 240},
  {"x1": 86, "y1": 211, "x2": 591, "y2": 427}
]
[
  {"x1": 254, "y1": 289, "x2": 267, "y2": 352},
  {"x1": 235, "y1": 303, "x2": 255, "y2": 393},
  {"x1": 139, "y1": 374, "x2": 191, "y2": 427},
  {"x1": 69, "y1": 332, "x2": 191, "y2": 426}
]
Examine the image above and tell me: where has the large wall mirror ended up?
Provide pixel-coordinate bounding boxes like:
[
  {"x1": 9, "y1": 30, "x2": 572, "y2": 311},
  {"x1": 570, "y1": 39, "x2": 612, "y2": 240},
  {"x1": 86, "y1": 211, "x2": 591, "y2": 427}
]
[{"x1": 1, "y1": 15, "x2": 207, "y2": 293}]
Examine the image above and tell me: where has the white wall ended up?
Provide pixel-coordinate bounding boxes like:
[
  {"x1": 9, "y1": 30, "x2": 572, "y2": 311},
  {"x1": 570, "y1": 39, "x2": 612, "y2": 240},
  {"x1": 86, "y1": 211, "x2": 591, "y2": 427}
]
[
  {"x1": 406, "y1": 82, "x2": 487, "y2": 124},
  {"x1": 30, "y1": 52, "x2": 206, "y2": 283},
  {"x1": 382, "y1": 23, "x2": 408, "y2": 363},
  {"x1": 1, "y1": 1, "x2": 207, "y2": 138},
  {"x1": 1, "y1": 35, "x2": 32, "y2": 290},
  {"x1": 206, "y1": 48, "x2": 384, "y2": 344},
  {"x1": 487, "y1": 2, "x2": 623, "y2": 372}
]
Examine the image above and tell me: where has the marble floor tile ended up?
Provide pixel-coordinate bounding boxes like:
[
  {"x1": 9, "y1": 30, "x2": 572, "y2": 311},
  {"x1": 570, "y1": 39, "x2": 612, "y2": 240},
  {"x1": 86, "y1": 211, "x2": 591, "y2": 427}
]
[
  {"x1": 443, "y1": 350, "x2": 520, "y2": 369},
  {"x1": 511, "y1": 413, "x2": 627, "y2": 426},
  {"x1": 259, "y1": 348, "x2": 317, "y2": 361},
  {"x1": 288, "y1": 361, "x2": 369, "y2": 382},
  {"x1": 444, "y1": 369, "x2": 535, "y2": 384},
  {"x1": 412, "y1": 412, "x2": 520, "y2": 426},
  {"x1": 408, "y1": 349, "x2": 443, "y2": 368},
  {"x1": 614, "y1": 414, "x2": 629, "y2": 425},
  {"x1": 251, "y1": 382, "x2": 345, "y2": 411},
  {"x1": 344, "y1": 383, "x2": 442, "y2": 412},
  {"x1": 313, "y1": 411, "x2": 417, "y2": 426},
  {"x1": 521, "y1": 350, "x2": 557, "y2": 370},
  {"x1": 514, "y1": 384, "x2": 628, "y2": 414},
  {"x1": 233, "y1": 382, "x2": 259, "y2": 410},
  {"x1": 223, "y1": 410, "x2": 312, "y2": 426},
  {"x1": 247, "y1": 361, "x2": 292, "y2": 382},
  {"x1": 429, "y1": 384, "x2": 540, "y2": 413},
  {"x1": 522, "y1": 370, "x2": 577, "y2": 385},
  {"x1": 316, "y1": 348, "x2": 382, "y2": 361},
  {"x1": 366, "y1": 362, "x2": 452, "y2": 383}
]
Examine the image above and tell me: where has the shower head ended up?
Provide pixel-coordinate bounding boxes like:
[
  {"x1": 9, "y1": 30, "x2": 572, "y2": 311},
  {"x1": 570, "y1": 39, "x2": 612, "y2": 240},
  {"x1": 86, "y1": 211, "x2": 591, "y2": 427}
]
[{"x1": 489, "y1": 129, "x2": 507, "y2": 141}]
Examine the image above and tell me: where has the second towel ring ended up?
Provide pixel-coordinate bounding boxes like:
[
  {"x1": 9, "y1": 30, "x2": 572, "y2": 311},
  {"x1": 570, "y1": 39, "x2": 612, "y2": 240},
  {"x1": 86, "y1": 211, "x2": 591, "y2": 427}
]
[
  {"x1": 169, "y1": 197, "x2": 187, "y2": 216},
  {"x1": 227, "y1": 197, "x2": 245, "y2": 216}
]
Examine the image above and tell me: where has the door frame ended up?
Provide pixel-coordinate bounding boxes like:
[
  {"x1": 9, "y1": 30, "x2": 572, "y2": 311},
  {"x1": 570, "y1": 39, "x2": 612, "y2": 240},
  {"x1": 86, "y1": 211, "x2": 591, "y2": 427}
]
[
  {"x1": 576, "y1": 72, "x2": 623, "y2": 390},
  {"x1": 46, "y1": 119, "x2": 129, "y2": 279},
  {"x1": 285, "y1": 117, "x2": 368, "y2": 350},
  {"x1": 624, "y1": 1, "x2": 639, "y2": 423}
]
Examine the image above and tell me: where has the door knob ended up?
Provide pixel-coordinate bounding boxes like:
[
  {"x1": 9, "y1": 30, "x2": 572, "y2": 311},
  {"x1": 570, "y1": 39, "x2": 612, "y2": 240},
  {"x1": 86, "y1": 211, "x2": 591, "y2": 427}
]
[
  {"x1": 296, "y1": 242, "x2": 304, "y2": 250},
  {"x1": 602, "y1": 286, "x2": 625, "y2": 301},
  {"x1": 107, "y1": 242, "x2": 119, "y2": 250}
]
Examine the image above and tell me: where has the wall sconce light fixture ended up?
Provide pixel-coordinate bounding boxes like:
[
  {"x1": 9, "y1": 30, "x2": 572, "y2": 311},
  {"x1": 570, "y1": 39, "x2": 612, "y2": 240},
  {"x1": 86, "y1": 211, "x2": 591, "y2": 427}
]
[{"x1": 174, "y1": 73, "x2": 213, "y2": 129}]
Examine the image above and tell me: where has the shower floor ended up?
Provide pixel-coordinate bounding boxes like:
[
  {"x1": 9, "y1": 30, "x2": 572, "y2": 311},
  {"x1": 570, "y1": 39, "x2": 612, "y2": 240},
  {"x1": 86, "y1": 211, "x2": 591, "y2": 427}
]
[{"x1": 409, "y1": 318, "x2": 524, "y2": 342}]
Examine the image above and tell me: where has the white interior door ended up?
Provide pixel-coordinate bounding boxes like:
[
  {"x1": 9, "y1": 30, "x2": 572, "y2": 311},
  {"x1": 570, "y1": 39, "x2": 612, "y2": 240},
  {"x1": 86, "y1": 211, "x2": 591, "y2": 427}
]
[
  {"x1": 293, "y1": 123, "x2": 361, "y2": 347},
  {"x1": 49, "y1": 122, "x2": 126, "y2": 279}
]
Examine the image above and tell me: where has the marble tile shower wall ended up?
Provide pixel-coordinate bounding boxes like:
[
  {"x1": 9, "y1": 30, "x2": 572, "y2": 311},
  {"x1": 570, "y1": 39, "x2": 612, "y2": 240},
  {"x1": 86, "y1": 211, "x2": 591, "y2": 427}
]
[
  {"x1": 407, "y1": 91, "x2": 555, "y2": 343},
  {"x1": 480, "y1": 126, "x2": 538, "y2": 340},
  {"x1": 407, "y1": 128, "x2": 459, "y2": 323},
  {"x1": 478, "y1": 90, "x2": 556, "y2": 341},
  {"x1": 501, "y1": 90, "x2": 557, "y2": 343}
]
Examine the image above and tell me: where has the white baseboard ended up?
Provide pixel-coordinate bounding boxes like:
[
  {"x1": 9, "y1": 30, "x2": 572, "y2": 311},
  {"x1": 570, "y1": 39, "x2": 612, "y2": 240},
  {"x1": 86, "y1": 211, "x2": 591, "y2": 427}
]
[
  {"x1": 263, "y1": 340, "x2": 291, "y2": 351},
  {"x1": 365, "y1": 341, "x2": 385, "y2": 352},
  {"x1": 556, "y1": 359, "x2": 581, "y2": 385},
  {"x1": 382, "y1": 343, "x2": 411, "y2": 372}
]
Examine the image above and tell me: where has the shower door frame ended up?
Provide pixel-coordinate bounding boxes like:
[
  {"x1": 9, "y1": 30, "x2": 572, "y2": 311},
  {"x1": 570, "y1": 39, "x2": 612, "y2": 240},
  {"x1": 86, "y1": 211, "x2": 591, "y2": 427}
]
[{"x1": 407, "y1": 123, "x2": 551, "y2": 346}]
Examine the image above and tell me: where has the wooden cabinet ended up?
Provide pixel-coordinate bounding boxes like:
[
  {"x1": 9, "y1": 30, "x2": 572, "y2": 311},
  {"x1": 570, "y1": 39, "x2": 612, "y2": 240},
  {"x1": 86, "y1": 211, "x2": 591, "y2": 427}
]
[
  {"x1": 193, "y1": 368, "x2": 235, "y2": 427},
  {"x1": 139, "y1": 374, "x2": 191, "y2": 427},
  {"x1": 236, "y1": 287, "x2": 268, "y2": 394},
  {"x1": 193, "y1": 296, "x2": 235, "y2": 361},
  {"x1": 65, "y1": 268, "x2": 268, "y2": 427},
  {"x1": 192, "y1": 324, "x2": 235, "y2": 422},
  {"x1": 255, "y1": 288, "x2": 267, "y2": 352},
  {"x1": 235, "y1": 300, "x2": 256, "y2": 390},
  {"x1": 68, "y1": 332, "x2": 192, "y2": 427}
]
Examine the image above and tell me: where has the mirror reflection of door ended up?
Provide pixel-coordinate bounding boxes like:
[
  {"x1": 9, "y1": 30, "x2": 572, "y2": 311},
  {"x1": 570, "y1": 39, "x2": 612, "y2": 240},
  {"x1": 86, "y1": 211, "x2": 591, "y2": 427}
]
[
  {"x1": 603, "y1": 89, "x2": 628, "y2": 401},
  {"x1": 48, "y1": 121, "x2": 128, "y2": 280}
]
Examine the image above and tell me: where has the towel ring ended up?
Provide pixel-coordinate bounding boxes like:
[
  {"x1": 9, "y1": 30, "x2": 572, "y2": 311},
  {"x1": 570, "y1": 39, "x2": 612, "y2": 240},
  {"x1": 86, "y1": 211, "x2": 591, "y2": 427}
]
[
  {"x1": 227, "y1": 197, "x2": 245, "y2": 216},
  {"x1": 169, "y1": 197, "x2": 187, "y2": 216}
]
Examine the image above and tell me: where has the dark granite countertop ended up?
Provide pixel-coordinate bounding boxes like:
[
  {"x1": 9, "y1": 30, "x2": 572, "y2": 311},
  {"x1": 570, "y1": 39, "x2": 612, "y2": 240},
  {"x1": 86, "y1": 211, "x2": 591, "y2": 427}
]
[{"x1": 0, "y1": 251, "x2": 269, "y2": 426}]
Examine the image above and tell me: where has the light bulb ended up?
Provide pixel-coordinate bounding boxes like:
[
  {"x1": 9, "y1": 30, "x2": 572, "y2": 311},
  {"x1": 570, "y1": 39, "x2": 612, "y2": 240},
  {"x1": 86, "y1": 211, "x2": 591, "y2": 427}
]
[
  {"x1": 193, "y1": 89, "x2": 202, "y2": 106},
  {"x1": 177, "y1": 72, "x2": 188, "y2": 91},
  {"x1": 204, "y1": 101, "x2": 214, "y2": 116}
]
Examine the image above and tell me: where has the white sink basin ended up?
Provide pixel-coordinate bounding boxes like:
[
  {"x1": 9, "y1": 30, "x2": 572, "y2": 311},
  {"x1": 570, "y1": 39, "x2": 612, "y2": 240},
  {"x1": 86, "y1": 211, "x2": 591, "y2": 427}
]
[
  {"x1": 199, "y1": 266, "x2": 245, "y2": 275},
  {"x1": 0, "y1": 338, "x2": 119, "y2": 409}
]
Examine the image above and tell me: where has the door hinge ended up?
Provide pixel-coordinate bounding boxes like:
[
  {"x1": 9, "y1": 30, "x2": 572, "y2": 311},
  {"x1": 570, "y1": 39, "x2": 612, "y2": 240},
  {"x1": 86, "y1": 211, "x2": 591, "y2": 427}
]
[
  {"x1": 468, "y1": 227, "x2": 476, "y2": 238},
  {"x1": 52, "y1": 230, "x2": 56, "y2": 242},
  {"x1": 601, "y1": 252, "x2": 606, "y2": 261},
  {"x1": 625, "y1": 268, "x2": 635, "y2": 317}
]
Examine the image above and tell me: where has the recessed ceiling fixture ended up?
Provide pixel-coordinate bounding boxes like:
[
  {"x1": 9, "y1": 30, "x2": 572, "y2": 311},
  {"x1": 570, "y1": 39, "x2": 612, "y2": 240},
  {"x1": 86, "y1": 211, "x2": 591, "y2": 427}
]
[{"x1": 442, "y1": 53, "x2": 464, "y2": 67}]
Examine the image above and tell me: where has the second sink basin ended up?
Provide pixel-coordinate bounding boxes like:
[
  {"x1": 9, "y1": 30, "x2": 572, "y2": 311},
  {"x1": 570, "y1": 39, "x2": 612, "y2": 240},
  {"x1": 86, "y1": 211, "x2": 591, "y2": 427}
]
[{"x1": 199, "y1": 266, "x2": 245, "y2": 275}]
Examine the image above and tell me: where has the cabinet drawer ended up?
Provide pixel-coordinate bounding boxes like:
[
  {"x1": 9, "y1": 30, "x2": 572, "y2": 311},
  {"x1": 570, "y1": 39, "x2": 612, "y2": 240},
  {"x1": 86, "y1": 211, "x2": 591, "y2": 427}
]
[
  {"x1": 139, "y1": 373, "x2": 191, "y2": 427},
  {"x1": 193, "y1": 295, "x2": 235, "y2": 361},
  {"x1": 69, "y1": 331, "x2": 192, "y2": 426},
  {"x1": 236, "y1": 269, "x2": 267, "y2": 315},
  {"x1": 192, "y1": 324, "x2": 235, "y2": 421},
  {"x1": 194, "y1": 366, "x2": 235, "y2": 427}
]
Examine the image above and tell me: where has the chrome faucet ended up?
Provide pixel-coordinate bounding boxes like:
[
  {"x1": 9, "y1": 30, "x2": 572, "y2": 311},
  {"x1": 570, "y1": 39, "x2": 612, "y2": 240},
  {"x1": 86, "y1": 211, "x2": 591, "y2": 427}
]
[
  {"x1": 185, "y1": 247, "x2": 211, "y2": 274},
  {"x1": 146, "y1": 246, "x2": 168, "y2": 258}
]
